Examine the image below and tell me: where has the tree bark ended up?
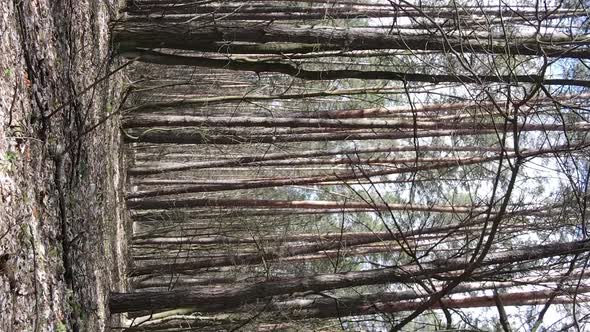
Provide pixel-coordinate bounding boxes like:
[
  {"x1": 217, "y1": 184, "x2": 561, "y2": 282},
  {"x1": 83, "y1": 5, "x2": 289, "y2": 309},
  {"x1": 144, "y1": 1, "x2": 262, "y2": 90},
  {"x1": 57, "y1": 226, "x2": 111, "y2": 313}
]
[
  {"x1": 127, "y1": 86, "x2": 405, "y2": 112},
  {"x1": 124, "y1": 114, "x2": 590, "y2": 133},
  {"x1": 121, "y1": 49, "x2": 590, "y2": 87},
  {"x1": 127, "y1": 145, "x2": 578, "y2": 198},
  {"x1": 109, "y1": 239, "x2": 590, "y2": 313},
  {"x1": 130, "y1": 145, "x2": 512, "y2": 175},
  {"x1": 113, "y1": 22, "x2": 590, "y2": 59},
  {"x1": 124, "y1": 127, "x2": 499, "y2": 144}
]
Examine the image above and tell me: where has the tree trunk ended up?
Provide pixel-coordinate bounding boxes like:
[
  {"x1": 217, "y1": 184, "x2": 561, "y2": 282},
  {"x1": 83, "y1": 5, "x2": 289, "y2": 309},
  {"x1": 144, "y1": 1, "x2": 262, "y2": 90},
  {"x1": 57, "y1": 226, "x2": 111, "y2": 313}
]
[
  {"x1": 113, "y1": 22, "x2": 590, "y2": 59},
  {"x1": 109, "y1": 240, "x2": 590, "y2": 313},
  {"x1": 127, "y1": 145, "x2": 575, "y2": 198},
  {"x1": 121, "y1": 49, "x2": 590, "y2": 87},
  {"x1": 129, "y1": 145, "x2": 512, "y2": 175}
]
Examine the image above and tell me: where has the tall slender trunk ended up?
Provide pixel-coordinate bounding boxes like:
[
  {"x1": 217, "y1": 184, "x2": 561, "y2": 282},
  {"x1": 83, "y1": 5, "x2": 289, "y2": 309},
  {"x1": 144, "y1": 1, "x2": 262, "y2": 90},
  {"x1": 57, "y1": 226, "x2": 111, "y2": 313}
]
[
  {"x1": 132, "y1": 220, "x2": 546, "y2": 244},
  {"x1": 127, "y1": 86, "x2": 406, "y2": 112},
  {"x1": 124, "y1": 114, "x2": 590, "y2": 132},
  {"x1": 113, "y1": 22, "x2": 590, "y2": 59},
  {"x1": 129, "y1": 145, "x2": 513, "y2": 175},
  {"x1": 123, "y1": 2, "x2": 582, "y2": 20},
  {"x1": 127, "y1": 145, "x2": 578, "y2": 198},
  {"x1": 127, "y1": 198, "x2": 539, "y2": 215},
  {"x1": 109, "y1": 239, "x2": 590, "y2": 313},
  {"x1": 275, "y1": 287, "x2": 590, "y2": 320},
  {"x1": 122, "y1": 49, "x2": 590, "y2": 86},
  {"x1": 130, "y1": 242, "x2": 411, "y2": 275},
  {"x1": 124, "y1": 127, "x2": 500, "y2": 144}
]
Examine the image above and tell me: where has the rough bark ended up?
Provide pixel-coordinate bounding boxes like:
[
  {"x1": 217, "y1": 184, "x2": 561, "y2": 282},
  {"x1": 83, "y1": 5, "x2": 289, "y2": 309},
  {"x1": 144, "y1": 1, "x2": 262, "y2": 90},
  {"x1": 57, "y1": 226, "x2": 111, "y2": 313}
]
[
  {"x1": 109, "y1": 239, "x2": 590, "y2": 313},
  {"x1": 121, "y1": 49, "x2": 590, "y2": 87},
  {"x1": 113, "y1": 22, "x2": 590, "y2": 59}
]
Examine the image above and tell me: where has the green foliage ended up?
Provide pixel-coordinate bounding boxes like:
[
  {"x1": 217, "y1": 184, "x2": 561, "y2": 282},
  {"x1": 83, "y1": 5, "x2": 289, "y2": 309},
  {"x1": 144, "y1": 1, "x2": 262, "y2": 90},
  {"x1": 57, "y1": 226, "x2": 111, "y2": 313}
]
[
  {"x1": 18, "y1": 223, "x2": 31, "y2": 244},
  {"x1": 4, "y1": 150, "x2": 17, "y2": 163},
  {"x1": 1, "y1": 150, "x2": 18, "y2": 172},
  {"x1": 55, "y1": 321, "x2": 67, "y2": 332},
  {"x1": 48, "y1": 246, "x2": 61, "y2": 259}
]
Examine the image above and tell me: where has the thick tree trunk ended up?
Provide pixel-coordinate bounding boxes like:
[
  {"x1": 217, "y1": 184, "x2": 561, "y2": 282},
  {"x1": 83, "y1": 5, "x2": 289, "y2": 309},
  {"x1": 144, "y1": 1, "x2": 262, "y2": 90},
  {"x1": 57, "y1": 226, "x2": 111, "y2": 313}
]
[
  {"x1": 113, "y1": 22, "x2": 590, "y2": 59},
  {"x1": 121, "y1": 49, "x2": 590, "y2": 87},
  {"x1": 109, "y1": 239, "x2": 590, "y2": 313}
]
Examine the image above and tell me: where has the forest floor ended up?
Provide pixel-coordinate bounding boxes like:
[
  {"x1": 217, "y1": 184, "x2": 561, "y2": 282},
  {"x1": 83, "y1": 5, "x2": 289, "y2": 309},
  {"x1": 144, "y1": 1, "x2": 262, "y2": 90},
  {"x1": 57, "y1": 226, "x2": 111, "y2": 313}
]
[{"x1": 0, "y1": 0, "x2": 129, "y2": 331}]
